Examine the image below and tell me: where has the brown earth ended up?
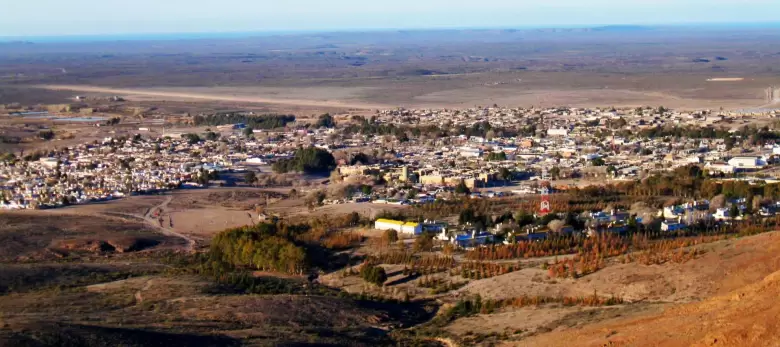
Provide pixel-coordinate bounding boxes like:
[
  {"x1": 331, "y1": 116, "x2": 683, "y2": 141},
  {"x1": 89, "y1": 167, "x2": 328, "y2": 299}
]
[
  {"x1": 518, "y1": 268, "x2": 780, "y2": 347},
  {"x1": 0, "y1": 211, "x2": 184, "y2": 260},
  {"x1": 439, "y1": 232, "x2": 780, "y2": 346}
]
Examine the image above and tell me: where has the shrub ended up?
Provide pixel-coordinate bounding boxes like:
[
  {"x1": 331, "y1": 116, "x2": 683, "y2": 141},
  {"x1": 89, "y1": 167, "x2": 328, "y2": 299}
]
[{"x1": 360, "y1": 263, "x2": 387, "y2": 286}]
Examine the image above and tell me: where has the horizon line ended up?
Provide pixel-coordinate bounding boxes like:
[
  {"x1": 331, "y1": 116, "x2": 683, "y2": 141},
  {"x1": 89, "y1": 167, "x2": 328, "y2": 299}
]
[{"x1": 2, "y1": 20, "x2": 779, "y2": 43}]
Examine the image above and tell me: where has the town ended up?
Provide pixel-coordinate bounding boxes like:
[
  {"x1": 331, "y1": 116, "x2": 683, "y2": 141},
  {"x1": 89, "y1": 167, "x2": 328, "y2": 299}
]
[{"x1": 4, "y1": 105, "x2": 780, "y2": 249}]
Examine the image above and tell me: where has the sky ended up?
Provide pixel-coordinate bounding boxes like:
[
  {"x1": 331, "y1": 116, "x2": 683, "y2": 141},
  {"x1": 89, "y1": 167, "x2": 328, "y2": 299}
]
[{"x1": 2, "y1": 0, "x2": 779, "y2": 37}]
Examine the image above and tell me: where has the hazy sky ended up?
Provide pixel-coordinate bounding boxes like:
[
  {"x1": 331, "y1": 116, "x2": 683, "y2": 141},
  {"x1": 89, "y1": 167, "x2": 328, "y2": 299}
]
[{"x1": 2, "y1": 0, "x2": 779, "y2": 37}]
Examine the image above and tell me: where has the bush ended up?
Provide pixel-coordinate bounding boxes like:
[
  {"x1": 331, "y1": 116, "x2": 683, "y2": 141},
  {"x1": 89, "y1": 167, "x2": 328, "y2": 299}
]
[
  {"x1": 360, "y1": 263, "x2": 387, "y2": 286},
  {"x1": 39, "y1": 130, "x2": 55, "y2": 140},
  {"x1": 383, "y1": 229, "x2": 399, "y2": 244}
]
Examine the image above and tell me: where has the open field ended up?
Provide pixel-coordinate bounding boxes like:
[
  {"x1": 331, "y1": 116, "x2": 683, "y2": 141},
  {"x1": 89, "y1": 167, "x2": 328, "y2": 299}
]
[{"x1": 2, "y1": 26, "x2": 779, "y2": 112}]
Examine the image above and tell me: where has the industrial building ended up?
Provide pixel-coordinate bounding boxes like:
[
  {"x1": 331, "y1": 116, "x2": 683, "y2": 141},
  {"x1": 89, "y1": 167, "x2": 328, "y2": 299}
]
[{"x1": 374, "y1": 218, "x2": 422, "y2": 235}]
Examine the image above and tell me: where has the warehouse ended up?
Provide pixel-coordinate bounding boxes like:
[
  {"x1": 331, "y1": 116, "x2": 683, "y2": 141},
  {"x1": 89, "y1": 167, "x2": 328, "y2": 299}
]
[{"x1": 374, "y1": 218, "x2": 422, "y2": 235}]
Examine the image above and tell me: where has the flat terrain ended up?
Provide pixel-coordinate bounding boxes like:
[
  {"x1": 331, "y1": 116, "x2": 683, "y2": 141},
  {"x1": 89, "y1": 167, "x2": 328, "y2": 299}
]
[{"x1": 2, "y1": 26, "x2": 780, "y2": 112}]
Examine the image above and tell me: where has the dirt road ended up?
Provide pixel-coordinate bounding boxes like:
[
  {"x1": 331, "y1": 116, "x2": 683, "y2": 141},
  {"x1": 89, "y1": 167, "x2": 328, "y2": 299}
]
[
  {"x1": 38, "y1": 84, "x2": 386, "y2": 109},
  {"x1": 143, "y1": 195, "x2": 196, "y2": 251}
]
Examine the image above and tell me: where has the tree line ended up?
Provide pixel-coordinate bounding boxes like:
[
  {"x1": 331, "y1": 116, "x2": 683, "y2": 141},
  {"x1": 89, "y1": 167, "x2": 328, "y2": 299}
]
[
  {"x1": 193, "y1": 113, "x2": 296, "y2": 129},
  {"x1": 272, "y1": 146, "x2": 336, "y2": 174}
]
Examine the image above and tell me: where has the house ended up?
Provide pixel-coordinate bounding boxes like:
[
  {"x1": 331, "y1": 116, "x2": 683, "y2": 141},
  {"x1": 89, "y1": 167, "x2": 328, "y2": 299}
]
[
  {"x1": 374, "y1": 218, "x2": 422, "y2": 235},
  {"x1": 713, "y1": 208, "x2": 732, "y2": 220},
  {"x1": 452, "y1": 231, "x2": 494, "y2": 249},
  {"x1": 661, "y1": 219, "x2": 687, "y2": 232}
]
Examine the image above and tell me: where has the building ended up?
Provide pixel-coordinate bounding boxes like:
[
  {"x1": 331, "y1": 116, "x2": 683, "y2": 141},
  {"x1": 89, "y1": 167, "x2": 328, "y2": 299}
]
[
  {"x1": 39, "y1": 157, "x2": 59, "y2": 169},
  {"x1": 374, "y1": 218, "x2": 422, "y2": 235},
  {"x1": 547, "y1": 128, "x2": 569, "y2": 137},
  {"x1": 727, "y1": 156, "x2": 767, "y2": 170},
  {"x1": 459, "y1": 146, "x2": 483, "y2": 158},
  {"x1": 661, "y1": 220, "x2": 687, "y2": 232}
]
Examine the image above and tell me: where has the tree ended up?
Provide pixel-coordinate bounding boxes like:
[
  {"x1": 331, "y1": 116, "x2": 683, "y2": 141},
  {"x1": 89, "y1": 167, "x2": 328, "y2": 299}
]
[
  {"x1": 382, "y1": 229, "x2": 399, "y2": 244},
  {"x1": 272, "y1": 147, "x2": 336, "y2": 174},
  {"x1": 360, "y1": 263, "x2": 387, "y2": 286},
  {"x1": 244, "y1": 171, "x2": 257, "y2": 185},
  {"x1": 243, "y1": 127, "x2": 255, "y2": 137},
  {"x1": 39, "y1": 130, "x2": 55, "y2": 141},
  {"x1": 316, "y1": 113, "x2": 335, "y2": 128},
  {"x1": 205, "y1": 131, "x2": 219, "y2": 141},
  {"x1": 329, "y1": 169, "x2": 345, "y2": 183},
  {"x1": 486, "y1": 152, "x2": 507, "y2": 161},
  {"x1": 710, "y1": 194, "x2": 726, "y2": 210},
  {"x1": 183, "y1": 133, "x2": 201, "y2": 145},
  {"x1": 499, "y1": 167, "x2": 513, "y2": 184},
  {"x1": 591, "y1": 157, "x2": 605, "y2": 166},
  {"x1": 547, "y1": 219, "x2": 565, "y2": 233},
  {"x1": 549, "y1": 167, "x2": 561, "y2": 180},
  {"x1": 729, "y1": 204, "x2": 740, "y2": 219},
  {"x1": 455, "y1": 181, "x2": 471, "y2": 195},
  {"x1": 413, "y1": 233, "x2": 435, "y2": 252}
]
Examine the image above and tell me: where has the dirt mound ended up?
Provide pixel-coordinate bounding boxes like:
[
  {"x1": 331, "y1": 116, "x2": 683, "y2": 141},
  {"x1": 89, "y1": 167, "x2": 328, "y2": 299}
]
[
  {"x1": 52, "y1": 237, "x2": 161, "y2": 255},
  {"x1": 0, "y1": 212, "x2": 183, "y2": 260}
]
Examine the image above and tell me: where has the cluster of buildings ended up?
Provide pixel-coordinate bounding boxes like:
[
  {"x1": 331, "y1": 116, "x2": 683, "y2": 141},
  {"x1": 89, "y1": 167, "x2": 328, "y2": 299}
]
[
  {"x1": 5, "y1": 104, "x2": 780, "y2": 211},
  {"x1": 373, "y1": 194, "x2": 780, "y2": 249},
  {"x1": 337, "y1": 106, "x2": 780, "y2": 190}
]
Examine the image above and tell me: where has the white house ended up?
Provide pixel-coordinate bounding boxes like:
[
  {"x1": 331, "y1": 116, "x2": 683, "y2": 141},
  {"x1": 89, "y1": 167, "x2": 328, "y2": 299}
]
[{"x1": 661, "y1": 219, "x2": 687, "y2": 232}]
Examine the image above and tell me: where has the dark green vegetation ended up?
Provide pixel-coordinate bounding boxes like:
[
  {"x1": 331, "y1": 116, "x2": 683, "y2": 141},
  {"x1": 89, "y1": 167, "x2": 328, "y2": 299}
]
[
  {"x1": 192, "y1": 113, "x2": 295, "y2": 129},
  {"x1": 272, "y1": 146, "x2": 336, "y2": 174},
  {"x1": 209, "y1": 223, "x2": 309, "y2": 274},
  {"x1": 360, "y1": 263, "x2": 388, "y2": 286}
]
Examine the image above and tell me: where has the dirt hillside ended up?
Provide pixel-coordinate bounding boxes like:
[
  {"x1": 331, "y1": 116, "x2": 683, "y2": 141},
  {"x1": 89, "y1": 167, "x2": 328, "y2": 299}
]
[{"x1": 515, "y1": 234, "x2": 780, "y2": 347}]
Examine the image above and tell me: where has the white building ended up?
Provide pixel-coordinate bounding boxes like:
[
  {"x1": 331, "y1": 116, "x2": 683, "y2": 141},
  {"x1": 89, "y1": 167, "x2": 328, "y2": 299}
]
[
  {"x1": 547, "y1": 128, "x2": 569, "y2": 137},
  {"x1": 374, "y1": 218, "x2": 422, "y2": 235},
  {"x1": 459, "y1": 147, "x2": 483, "y2": 158},
  {"x1": 728, "y1": 156, "x2": 767, "y2": 169}
]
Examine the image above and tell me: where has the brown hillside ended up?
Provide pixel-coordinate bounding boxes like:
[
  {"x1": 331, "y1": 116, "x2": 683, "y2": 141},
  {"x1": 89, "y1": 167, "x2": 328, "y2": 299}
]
[{"x1": 515, "y1": 234, "x2": 780, "y2": 347}]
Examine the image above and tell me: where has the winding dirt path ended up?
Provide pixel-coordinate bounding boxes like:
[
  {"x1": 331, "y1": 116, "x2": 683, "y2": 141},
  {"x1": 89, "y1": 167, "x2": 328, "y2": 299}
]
[{"x1": 143, "y1": 195, "x2": 196, "y2": 251}]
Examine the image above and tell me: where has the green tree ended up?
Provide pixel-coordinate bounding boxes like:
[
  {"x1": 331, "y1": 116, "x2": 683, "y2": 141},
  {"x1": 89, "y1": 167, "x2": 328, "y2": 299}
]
[
  {"x1": 729, "y1": 204, "x2": 740, "y2": 219},
  {"x1": 272, "y1": 147, "x2": 336, "y2": 174},
  {"x1": 486, "y1": 152, "x2": 507, "y2": 161},
  {"x1": 39, "y1": 130, "x2": 55, "y2": 141},
  {"x1": 455, "y1": 181, "x2": 471, "y2": 195},
  {"x1": 316, "y1": 113, "x2": 335, "y2": 128},
  {"x1": 244, "y1": 171, "x2": 257, "y2": 185},
  {"x1": 360, "y1": 264, "x2": 387, "y2": 286},
  {"x1": 549, "y1": 167, "x2": 561, "y2": 180}
]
